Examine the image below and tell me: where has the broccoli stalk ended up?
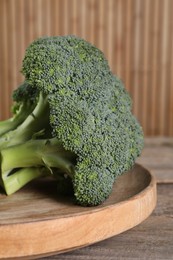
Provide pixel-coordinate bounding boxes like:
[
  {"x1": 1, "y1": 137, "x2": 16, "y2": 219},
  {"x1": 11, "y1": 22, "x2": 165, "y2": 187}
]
[
  {"x1": 1, "y1": 167, "x2": 48, "y2": 195},
  {"x1": 1, "y1": 138, "x2": 76, "y2": 195},
  {"x1": 0, "y1": 92, "x2": 50, "y2": 149},
  {"x1": 0, "y1": 103, "x2": 33, "y2": 137},
  {"x1": 0, "y1": 81, "x2": 38, "y2": 137}
]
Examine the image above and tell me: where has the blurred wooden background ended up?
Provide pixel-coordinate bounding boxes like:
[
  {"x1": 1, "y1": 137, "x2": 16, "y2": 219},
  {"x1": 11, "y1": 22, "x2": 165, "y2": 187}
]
[{"x1": 0, "y1": 0, "x2": 173, "y2": 136}]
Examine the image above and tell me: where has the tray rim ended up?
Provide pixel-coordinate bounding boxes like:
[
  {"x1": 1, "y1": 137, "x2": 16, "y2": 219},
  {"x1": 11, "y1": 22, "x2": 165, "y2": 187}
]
[
  {"x1": 0, "y1": 164, "x2": 157, "y2": 259},
  {"x1": 0, "y1": 163, "x2": 155, "y2": 225}
]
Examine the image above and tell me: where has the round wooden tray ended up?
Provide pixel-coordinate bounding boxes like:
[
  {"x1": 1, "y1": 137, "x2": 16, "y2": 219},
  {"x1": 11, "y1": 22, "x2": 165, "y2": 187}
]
[{"x1": 0, "y1": 164, "x2": 157, "y2": 259}]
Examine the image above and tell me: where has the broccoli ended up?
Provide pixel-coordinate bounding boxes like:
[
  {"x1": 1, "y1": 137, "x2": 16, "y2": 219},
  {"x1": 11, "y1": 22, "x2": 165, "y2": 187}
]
[
  {"x1": 0, "y1": 81, "x2": 38, "y2": 137},
  {"x1": 0, "y1": 35, "x2": 144, "y2": 206}
]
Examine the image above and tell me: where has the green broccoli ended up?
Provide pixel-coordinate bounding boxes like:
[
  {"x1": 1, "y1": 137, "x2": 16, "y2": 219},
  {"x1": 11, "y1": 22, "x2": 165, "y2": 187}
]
[
  {"x1": 0, "y1": 81, "x2": 38, "y2": 137},
  {"x1": 0, "y1": 35, "x2": 144, "y2": 206}
]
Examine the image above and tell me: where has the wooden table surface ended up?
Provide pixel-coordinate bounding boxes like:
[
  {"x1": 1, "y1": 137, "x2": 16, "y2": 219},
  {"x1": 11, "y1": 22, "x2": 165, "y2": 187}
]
[{"x1": 42, "y1": 138, "x2": 173, "y2": 260}]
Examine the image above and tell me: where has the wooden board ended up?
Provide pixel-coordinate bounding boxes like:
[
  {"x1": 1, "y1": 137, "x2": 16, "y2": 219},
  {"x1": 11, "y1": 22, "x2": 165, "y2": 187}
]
[{"x1": 0, "y1": 164, "x2": 157, "y2": 259}]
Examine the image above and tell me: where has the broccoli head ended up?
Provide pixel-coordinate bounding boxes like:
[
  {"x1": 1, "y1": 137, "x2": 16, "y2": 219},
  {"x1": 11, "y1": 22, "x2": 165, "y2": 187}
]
[{"x1": 0, "y1": 35, "x2": 144, "y2": 206}]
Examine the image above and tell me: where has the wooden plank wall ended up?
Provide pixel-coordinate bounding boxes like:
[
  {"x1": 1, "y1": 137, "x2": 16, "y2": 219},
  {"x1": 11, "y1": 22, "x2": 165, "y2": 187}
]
[{"x1": 0, "y1": 0, "x2": 173, "y2": 136}]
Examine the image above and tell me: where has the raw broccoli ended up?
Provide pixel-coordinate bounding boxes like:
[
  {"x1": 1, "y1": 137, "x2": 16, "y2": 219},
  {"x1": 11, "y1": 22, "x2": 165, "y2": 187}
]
[
  {"x1": 0, "y1": 81, "x2": 38, "y2": 137},
  {"x1": 0, "y1": 84, "x2": 51, "y2": 149},
  {"x1": 0, "y1": 35, "x2": 144, "y2": 206}
]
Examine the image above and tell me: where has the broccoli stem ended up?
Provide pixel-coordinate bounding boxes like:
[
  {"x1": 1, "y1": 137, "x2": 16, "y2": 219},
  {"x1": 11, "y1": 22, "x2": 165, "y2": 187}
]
[
  {"x1": 0, "y1": 175, "x2": 4, "y2": 189},
  {"x1": 0, "y1": 92, "x2": 49, "y2": 149},
  {"x1": 1, "y1": 167, "x2": 48, "y2": 195},
  {"x1": 1, "y1": 138, "x2": 76, "y2": 173},
  {"x1": 1, "y1": 137, "x2": 76, "y2": 195},
  {"x1": 0, "y1": 103, "x2": 35, "y2": 137}
]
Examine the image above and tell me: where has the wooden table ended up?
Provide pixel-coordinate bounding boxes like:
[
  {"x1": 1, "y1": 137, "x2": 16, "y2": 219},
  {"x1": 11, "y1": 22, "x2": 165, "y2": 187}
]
[{"x1": 43, "y1": 138, "x2": 173, "y2": 260}]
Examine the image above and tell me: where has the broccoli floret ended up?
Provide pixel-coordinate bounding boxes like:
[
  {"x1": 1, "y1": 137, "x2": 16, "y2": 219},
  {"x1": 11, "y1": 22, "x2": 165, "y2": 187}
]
[{"x1": 0, "y1": 35, "x2": 144, "y2": 206}]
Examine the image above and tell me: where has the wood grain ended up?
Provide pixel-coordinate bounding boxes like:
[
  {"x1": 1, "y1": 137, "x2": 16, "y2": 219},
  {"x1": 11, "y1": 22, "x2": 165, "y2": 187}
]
[
  {"x1": 137, "y1": 137, "x2": 173, "y2": 183},
  {"x1": 45, "y1": 138, "x2": 173, "y2": 260},
  {"x1": 0, "y1": 0, "x2": 173, "y2": 136},
  {"x1": 27, "y1": 138, "x2": 173, "y2": 259},
  {"x1": 0, "y1": 164, "x2": 156, "y2": 259},
  {"x1": 48, "y1": 185, "x2": 172, "y2": 260}
]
